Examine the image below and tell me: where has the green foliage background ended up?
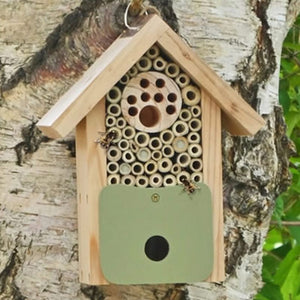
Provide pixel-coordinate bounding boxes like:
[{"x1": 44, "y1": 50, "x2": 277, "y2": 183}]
[{"x1": 255, "y1": 16, "x2": 300, "y2": 300}]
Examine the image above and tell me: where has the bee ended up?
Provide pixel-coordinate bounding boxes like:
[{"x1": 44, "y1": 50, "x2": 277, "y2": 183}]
[
  {"x1": 180, "y1": 177, "x2": 198, "y2": 194},
  {"x1": 95, "y1": 130, "x2": 117, "y2": 149}
]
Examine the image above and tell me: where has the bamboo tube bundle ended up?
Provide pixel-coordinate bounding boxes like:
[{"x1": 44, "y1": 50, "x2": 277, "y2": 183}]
[
  {"x1": 172, "y1": 136, "x2": 189, "y2": 153},
  {"x1": 121, "y1": 175, "x2": 136, "y2": 186},
  {"x1": 122, "y1": 126, "x2": 136, "y2": 140},
  {"x1": 172, "y1": 120, "x2": 189, "y2": 136},
  {"x1": 107, "y1": 174, "x2": 120, "y2": 185},
  {"x1": 150, "y1": 173, "x2": 163, "y2": 188},
  {"x1": 146, "y1": 44, "x2": 160, "y2": 59},
  {"x1": 107, "y1": 162, "x2": 119, "y2": 174},
  {"x1": 175, "y1": 73, "x2": 190, "y2": 88},
  {"x1": 135, "y1": 132, "x2": 150, "y2": 147},
  {"x1": 116, "y1": 117, "x2": 127, "y2": 129},
  {"x1": 191, "y1": 172, "x2": 203, "y2": 183},
  {"x1": 158, "y1": 158, "x2": 172, "y2": 173},
  {"x1": 145, "y1": 160, "x2": 158, "y2": 175},
  {"x1": 162, "y1": 145, "x2": 174, "y2": 158},
  {"x1": 163, "y1": 174, "x2": 177, "y2": 186},
  {"x1": 182, "y1": 85, "x2": 201, "y2": 106},
  {"x1": 190, "y1": 158, "x2": 203, "y2": 173},
  {"x1": 179, "y1": 108, "x2": 192, "y2": 122},
  {"x1": 160, "y1": 129, "x2": 174, "y2": 145},
  {"x1": 127, "y1": 65, "x2": 138, "y2": 77},
  {"x1": 129, "y1": 140, "x2": 139, "y2": 153},
  {"x1": 190, "y1": 105, "x2": 201, "y2": 118},
  {"x1": 177, "y1": 152, "x2": 191, "y2": 168},
  {"x1": 119, "y1": 74, "x2": 130, "y2": 85},
  {"x1": 107, "y1": 103, "x2": 122, "y2": 117},
  {"x1": 137, "y1": 147, "x2": 151, "y2": 162},
  {"x1": 136, "y1": 175, "x2": 149, "y2": 188},
  {"x1": 132, "y1": 162, "x2": 144, "y2": 176},
  {"x1": 152, "y1": 150, "x2": 163, "y2": 161},
  {"x1": 119, "y1": 163, "x2": 132, "y2": 175},
  {"x1": 153, "y1": 56, "x2": 167, "y2": 71},
  {"x1": 107, "y1": 127, "x2": 122, "y2": 143},
  {"x1": 136, "y1": 56, "x2": 152, "y2": 72},
  {"x1": 189, "y1": 118, "x2": 202, "y2": 132},
  {"x1": 107, "y1": 146, "x2": 122, "y2": 162},
  {"x1": 106, "y1": 86, "x2": 122, "y2": 103},
  {"x1": 188, "y1": 144, "x2": 202, "y2": 158},
  {"x1": 106, "y1": 115, "x2": 116, "y2": 127},
  {"x1": 165, "y1": 62, "x2": 180, "y2": 78},
  {"x1": 122, "y1": 150, "x2": 136, "y2": 163},
  {"x1": 187, "y1": 132, "x2": 201, "y2": 144},
  {"x1": 149, "y1": 137, "x2": 162, "y2": 150},
  {"x1": 177, "y1": 171, "x2": 191, "y2": 184},
  {"x1": 118, "y1": 139, "x2": 130, "y2": 151},
  {"x1": 171, "y1": 163, "x2": 181, "y2": 175}
]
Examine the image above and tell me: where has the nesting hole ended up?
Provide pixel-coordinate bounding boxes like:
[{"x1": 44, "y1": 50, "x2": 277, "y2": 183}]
[
  {"x1": 166, "y1": 105, "x2": 176, "y2": 115},
  {"x1": 154, "y1": 93, "x2": 163, "y2": 103},
  {"x1": 156, "y1": 78, "x2": 165, "y2": 88},
  {"x1": 192, "y1": 160, "x2": 201, "y2": 169},
  {"x1": 187, "y1": 91, "x2": 196, "y2": 100},
  {"x1": 139, "y1": 106, "x2": 160, "y2": 127},
  {"x1": 140, "y1": 78, "x2": 150, "y2": 88},
  {"x1": 141, "y1": 92, "x2": 150, "y2": 102},
  {"x1": 108, "y1": 89, "x2": 118, "y2": 99},
  {"x1": 167, "y1": 93, "x2": 177, "y2": 102},
  {"x1": 127, "y1": 95, "x2": 137, "y2": 104},
  {"x1": 128, "y1": 107, "x2": 138, "y2": 116},
  {"x1": 176, "y1": 124, "x2": 185, "y2": 133}
]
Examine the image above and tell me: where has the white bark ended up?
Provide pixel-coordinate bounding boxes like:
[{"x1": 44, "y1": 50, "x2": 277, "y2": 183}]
[{"x1": 0, "y1": 0, "x2": 298, "y2": 299}]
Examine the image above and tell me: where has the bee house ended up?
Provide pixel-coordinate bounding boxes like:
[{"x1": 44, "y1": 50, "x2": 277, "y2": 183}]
[{"x1": 37, "y1": 14, "x2": 265, "y2": 285}]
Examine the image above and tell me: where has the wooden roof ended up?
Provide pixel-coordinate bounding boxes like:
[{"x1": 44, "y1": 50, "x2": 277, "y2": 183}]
[{"x1": 37, "y1": 14, "x2": 265, "y2": 138}]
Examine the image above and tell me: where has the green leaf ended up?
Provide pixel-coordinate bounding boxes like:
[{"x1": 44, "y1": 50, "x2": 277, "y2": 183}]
[
  {"x1": 264, "y1": 228, "x2": 284, "y2": 251},
  {"x1": 283, "y1": 42, "x2": 300, "y2": 51},
  {"x1": 285, "y1": 112, "x2": 300, "y2": 137},
  {"x1": 257, "y1": 283, "x2": 283, "y2": 300},
  {"x1": 273, "y1": 246, "x2": 300, "y2": 286},
  {"x1": 279, "y1": 89, "x2": 290, "y2": 114},
  {"x1": 281, "y1": 260, "x2": 300, "y2": 300},
  {"x1": 273, "y1": 196, "x2": 285, "y2": 224}
]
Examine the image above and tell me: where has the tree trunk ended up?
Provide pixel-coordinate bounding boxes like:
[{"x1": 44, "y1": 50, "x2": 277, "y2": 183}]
[{"x1": 0, "y1": 0, "x2": 298, "y2": 299}]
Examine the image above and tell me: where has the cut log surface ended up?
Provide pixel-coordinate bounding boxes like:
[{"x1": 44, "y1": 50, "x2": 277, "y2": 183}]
[{"x1": 0, "y1": 0, "x2": 298, "y2": 299}]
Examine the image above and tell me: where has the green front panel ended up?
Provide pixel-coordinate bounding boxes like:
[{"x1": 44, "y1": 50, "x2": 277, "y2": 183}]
[{"x1": 99, "y1": 184, "x2": 213, "y2": 284}]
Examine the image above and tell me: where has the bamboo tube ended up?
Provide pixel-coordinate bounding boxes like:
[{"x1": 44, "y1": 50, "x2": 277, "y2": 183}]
[
  {"x1": 146, "y1": 44, "x2": 160, "y2": 59},
  {"x1": 172, "y1": 120, "x2": 189, "y2": 136},
  {"x1": 121, "y1": 175, "x2": 136, "y2": 186},
  {"x1": 187, "y1": 132, "x2": 201, "y2": 144},
  {"x1": 191, "y1": 172, "x2": 203, "y2": 183},
  {"x1": 189, "y1": 118, "x2": 202, "y2": 132},
  {"x1": 108, "y1": 127, "x2": 122, "y2": 143},
  {"x1": 107, "y1": 103, "x2": 121, "y2": 117},
  {"x1": 145, "y1": 160, "x2": 158, "y2": 175},
  {"x1": 182, "y1": 85, "x2": 201, "y2": 106},
  {"x1": 188, "y1": 144, "x2": 202, "y2": 158},
  {"x1": 190, "y1": 158, "x2": 203, "y2": 172},
  {"x1": 152, "y1": 150, "x2": 163, "y2": 161},
  {"x1": 150, "y1": 173, "x2": 163, "y2": 188},
  {"x1": 177, "y1": 171, "x2": 191, "y2": 184},
  {"x1": 136, "y1": 175, "x2": 149, "y2": 188},
  {"x1": 153, "y1": 56, "x2": 167, "y2": 71},
  {"x1": 134, "y1": 132, "x2": 150, "y2": 147},
  {"x1": 118, "y1": 139, "x2": 130, "y2": 151},
  {"x1": 172, "y1": 136, "x2": 188, "y2": 153},
  {"x1": 149, "y1": 137, "x2": 162, "y2": 150},
  {"x1": 163, "y1": 174, "x2": 177, "y2": 187},
  {"x1": 162, "y1": 145, "x2": 174, "y2": 158},
  {"x1": 177, "y1": 152, "x2": 191, "y2": 168},
  {"x1": 179, "y1": 108, "x2": 192, "y2": 122},
  {"x1": 116, "y1": 117, "x2": 127, "y2": 129},
  {"x1": 158, "y1": 158, "x2": 172, "y2": 173},
  {"x1": 119, "y1": 73, "x2": 130, "y2": 85},
  {"x1": 106, "y1": 86, "x2": 122, "y2": 103},
  {"x1": 107, "y1": 174, "x2": 120, "y2": 185},
  {"x1": 165, "y1": 62, "x2": 180, "y2": 78},
  {"x1": 191, "y1": 105, "x2": 201, "y2": 118},
  {"x1": 132, "y1": 161, "x2": 144, "y2": 176},
  {"x1": 137, "y1": 147, "x2": 151, "y2": 162},
  {"x1": 128, "y1": 65, "x2": 138, "y2": 77},
  {"x1": 136, "y1": 56, "x2": 152, "y2": 72},
  {"x1": 160, "y1": 129, "x2": 174, "y2": 145},
  {"x1": 106, "y1": 115, "x2": 116, "y2": 127},
  {"x1": 107, "y1": 146, "x2": 122, "y2": 162},
  {"x1": 175, "y1": 73, "x2": 190, "y2": 88},
  {"x1": 122, "y1": 150, "x2": 136, "y2": 163},
  {"x1": 107, "y1": 161, "x2": 119, "y2": 174},
  {"x1": 129, "y1": 140, "x2": 139, "y2": 153},
  {"x1": 119, "y1": 163, "x2": 132, "y2": 175},
  {"x1": 171, "y1": 163, "x2": 181, "y2": 175},
  {"x1": 122, "y1": 126, "x2": 136, "y2": 140}
]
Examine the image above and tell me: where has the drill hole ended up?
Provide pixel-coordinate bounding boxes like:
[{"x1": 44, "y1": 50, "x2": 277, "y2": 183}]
[
  {"x1": 139, "y1": 106, "x2": 160, "y2": 127},
  {"x1": 187, "y1": 91, "x2": 196, "y2": 100},
  {"x1": 140, "y1": 79, "x2": 150, "y2": 88},
  {"x1": 154, "y1": 93, "x2": 163, "y2": 103},
  {"x1": 127, "y1": 95, "x2": 137, "y2": 105},
  {"x1": 145, "y1": 235, "x2": 169, "y2": 262},
  {"x1": 156, "y1": 78, "x2": 165, "y2": 88},
  {"x1": 167, "y1": 93, "x2": 177, "y2": 102},
  {"x1": 141, "y1": 92, "x2": 150, "y2": 102},
  {"x1": 166, "y1": 105, "x2": 176, "y2": 115},
  {"x1": 128, "y1": 107, "x2": 138, "y2": 116}
]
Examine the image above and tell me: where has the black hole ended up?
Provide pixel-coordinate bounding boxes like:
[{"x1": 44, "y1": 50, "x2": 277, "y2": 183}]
[
  {"x1": 191, "y1": 121, "x2": 198, "y2": 128},
  {"x1": 167, "y1": 93, "x2": 177, "y2": 102},
  {"x1": 191, "y1": 134, "x2": 197, "y2": 141},
  {"x1": 180, "y1": 76, "x2": 186, "y2": 83},
  {"x1": 125, "y1": 129, "x2": 132, "y2": 136},
  {"x1": 140, "y1": 79, "x2": 150, "y2": 88},
  {"x1": 193, "y1": 161, "x2": 201, "y2": 169},
  {"x1": 162, "y1": 162, "x2": 168, "y2": 168},
  {"x1": 139, "y1": 58, "x2": 148, "y2": 68},
  {"x1": 139, "y1": 179, "x2": 145, "y2": 185},
  {"x1": 138, "y1": 135, "x2": 145, "y2": 143},
  {"x1": 120, "y1": 141, "x2": 127, "y2": 148},
  {"x1": 176, "y1": 124, "x2": 184, "y2": 133},
  {"x1": 156, "y1": 79, "x2": 165, "y2": 88},
  {"x1": 125, "y1": 179, "x2": 131, "y2": 185},
  {"x1": 164, "y1": 148, "x2": 171, "y2": 155},
  {"x1": 168, "y1": 66, "x2": 176, "y2": 74},
  {"x1": 147, "y1": 163, "x2": 154, "y2": 171},
  {"x1": 126, "y1": 153, "x2": 131, "y2": 159},
  {"x1": 149, "y1": 49, "x2": 155, "y2": 55},
  {"x1": 118, "y1": 119, "x2": 125, "y2": 126},
  {"x1": 187, "y1": 91, "x2": 196, "y2": 100},
  {"x1": 145, "y1": 235, "x2": 169, "y2": 261},
  {"x1": 162, "y1": 133, "x2": 171, "y2": 141},
  {"x1": 152, "y1": 140, "x2": 159, "y2": 147},
  {"x1": 166, "y1": 178, "x2": 172, "y2": 184},
  {"x1": 154, "y1": 93, "x2": 163, "y2": 102},
  {"x1": 109, "y1": 89, "x2": 117, "y2": 99},
  {"x1": 109, "y1": 164, "x2": 116, "y2": 171},
  {"x1": 128, "y1": 107, "x2": 138, "y2": 116},
  {"x1": 141, "y1": 92, "x2": 150, "y2": 102},
  {"x1": 107, "y1": 118, "x2": 113, "y2": 125},
  {"x1": 127, "y1": 95, "x2": 137, "y2": 104},
  {"x1": 154, "y1": 177, "x2": 159, "y2": 183},
  {"x1": 166, "y1": 105, "x2": 176, "y2": 115},
  {"x1": 134, "y1": 165, "x2": 141, "y2": 172},
  {"x1": 111, "y1": 106, "x2": 118, "y2": 114},
  {"x1": 111, "y1": 150, "x2": 117, "y2": 156},
  {"x1": 153, "y1": 152, "x2": 160, "y2": 158},
  {"x1": 194, "y1": 175, "x2": 200, "y2": 182},
  {"x1": 111, "y1": 178, "x2": 117, "y2": 184},
  {"x1": 120, "y1": 75, "x2": 128, "y2": 83},
  {"x1": 157, "y1": 61, "x2": 163, "y2": 67}
]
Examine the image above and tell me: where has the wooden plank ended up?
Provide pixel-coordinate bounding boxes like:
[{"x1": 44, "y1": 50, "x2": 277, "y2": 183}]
[
  {"x1": 75, "y1": 100, "x2": 108, "y2": 285},
  {"x1": 37, "y1": 15, "x2": 169, "y2": 139},
  {"x1": 201, "y1": 91, "x2": 225, "y2": 282},
  {"x1": 157, "y1": 28, "x2": 265, "y2": 136}
]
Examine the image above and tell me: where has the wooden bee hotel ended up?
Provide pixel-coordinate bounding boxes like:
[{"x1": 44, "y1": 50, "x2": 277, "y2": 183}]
[{"x1": 37, "y1": 14, "x2": 265, "y2": 285}]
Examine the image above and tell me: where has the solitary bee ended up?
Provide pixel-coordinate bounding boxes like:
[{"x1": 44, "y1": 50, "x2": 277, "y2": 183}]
[
  {"x1": 95, "y1": 130, "x2": 117, "y2": 149},
  {"x1": 180, "y1": 177, "x2": 198, "y2": 194}
]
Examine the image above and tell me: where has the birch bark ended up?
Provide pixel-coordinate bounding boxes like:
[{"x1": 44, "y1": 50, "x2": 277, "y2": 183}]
[{"x1": 0, "y1": 0, "x2": 298, "y2": 299}]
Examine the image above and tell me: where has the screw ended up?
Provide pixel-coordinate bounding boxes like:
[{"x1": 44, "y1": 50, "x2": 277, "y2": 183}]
[{"x1": 151, "y1": 193, "x2": 160, "y2": 202}]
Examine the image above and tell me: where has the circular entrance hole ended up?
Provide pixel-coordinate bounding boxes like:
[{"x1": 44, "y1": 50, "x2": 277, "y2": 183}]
[
  {"x1": 140, "y1": 78, "x2": 150, "y2": 88},
  {"x1": 156, "y1": 78, "x2": 165, "y2": 88},
  {"x1": 139, "y1": 106, "x2": 160, "y2": 127},
  {"x1": 127, "y1": 95, "x2": 137, "y2": 105},
  {"x1": 145, "y1": 235, "x2": 169, "y2": 261},
  {"x1": 154, "y1": 93, "x2": 163, "y2": 103},
  {"x1": 141, "y1": 92, "x2": 150, "y2": 102},
  {"x1": 166, "y1": 105, "x2": 176, "y2": 115},
  {"x1": 128, "y1": 107, "x2": 138, "y2": 116},
  {"x1": 167, "y1": 93, "x2": 177, "y2": 102}
]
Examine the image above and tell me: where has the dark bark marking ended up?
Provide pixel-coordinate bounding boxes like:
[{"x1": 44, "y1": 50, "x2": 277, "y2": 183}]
[
  {"x1": 80, "y1": 285, "x2": 105, "y2": 300},
  {"x1": 58, "y1": 139, "x2": 76, "y2": 157},
  {"x1": 153, "y1": 286, "x2": 188, "y2": 300}
]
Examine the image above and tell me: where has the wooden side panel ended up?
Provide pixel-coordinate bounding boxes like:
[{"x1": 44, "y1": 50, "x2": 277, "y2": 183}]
[
  {"x1": 201, "y1": 91, "x2": 225, "y2": 282},
  {"x1": 75, "y1": 100, "x2": 108, "y2": 285},
  {"x1": 157, "y1": 29, "x2": 265, "y2": 136},
  {"x1": 38, "y1": 15, "x2": 169, "y2": 139}
]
